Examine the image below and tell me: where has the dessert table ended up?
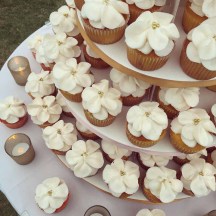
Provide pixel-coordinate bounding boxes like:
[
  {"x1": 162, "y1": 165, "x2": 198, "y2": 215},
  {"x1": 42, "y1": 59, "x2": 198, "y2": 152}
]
[{"x1": 0, "y1": 24, "x2": 216, "y2": 216}]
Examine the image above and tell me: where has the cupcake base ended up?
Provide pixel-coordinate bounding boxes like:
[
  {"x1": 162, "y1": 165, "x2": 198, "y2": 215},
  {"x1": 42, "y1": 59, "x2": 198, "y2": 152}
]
[
  {"x1": 142, "y1": 184, "x2": 162, "y2": 203},
  {"x1": 40, "y1": 63, "x2": 54, "y2": 72},
  {"x1": 63, "y1": 111, "x2": 74, "y2": 118},
  {"x1": 173, "y1": 156, "x2": 189, "y2": 166},
  {"x1": 122, "y1": 94, "x2": 145, "y2": 106},
  {"x1": 136, "y1": 153, "x2": 151, "y2": 170},
  {"x1": 73, "y1": 33, "x2": 84, "y2": 46},
  {"x1": 77, "y1": 129, "x2": 99, "y2": 140},
  {"x1": 182, "y1": 188, "x2": 195, "y2": 197},
  {"x1": 55, "y1": 194, "x2": 70, "y2": 213},
  {"x1": 103, "y1": 152, "x2": 130, "y2": 163},
  {"x1": 38, "y1": 121, "x2": 56, "y2": 129},
  {"x1": 52, "y1": 149, "x2": 68, "y2": 155},
  {"x1": 60, "y1": 90, "x2": 82, "y2": 102},
  {"x1": 74, "y1": 0, "x2": 84, "y2": 10},
  {"x1": 0, "y1": 114, "x2": 28, "y2": 129}
]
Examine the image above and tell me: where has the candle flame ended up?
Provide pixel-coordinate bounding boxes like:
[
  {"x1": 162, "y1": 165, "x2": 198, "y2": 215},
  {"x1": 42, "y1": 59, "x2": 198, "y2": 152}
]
[{"x1": 18, "y1": 147, "x2": 25, "y2": 154}]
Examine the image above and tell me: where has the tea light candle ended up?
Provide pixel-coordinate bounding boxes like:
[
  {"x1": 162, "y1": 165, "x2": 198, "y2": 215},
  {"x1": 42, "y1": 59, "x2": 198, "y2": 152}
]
[
  {"x1": 12, "y1": 143, "x2": 29, "y2": 156},
  {"x1": 84, "y1": 206, "x2": 111, "y2": 216}
]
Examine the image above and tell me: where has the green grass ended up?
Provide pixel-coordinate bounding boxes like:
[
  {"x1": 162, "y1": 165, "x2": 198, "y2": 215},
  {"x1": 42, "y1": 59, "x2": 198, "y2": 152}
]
[{"x1": 0, "y1": 0, "x2": 65, "y2": 68}]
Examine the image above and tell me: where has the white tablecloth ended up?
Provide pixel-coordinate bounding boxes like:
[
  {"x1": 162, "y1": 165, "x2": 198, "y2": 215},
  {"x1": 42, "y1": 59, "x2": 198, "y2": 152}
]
[{"x1": 0, "y1": 25, "x2": 216, "y2": 216}]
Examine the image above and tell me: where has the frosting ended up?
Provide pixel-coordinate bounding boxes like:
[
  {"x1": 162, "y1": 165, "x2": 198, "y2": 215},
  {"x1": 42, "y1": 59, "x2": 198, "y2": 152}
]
[
  {"x1": 126, "y1": 0, "x2": 166, "y2": 10},
  {"x1": 101, "y1": 139, "x2": 132, "y2": 160},
  {"x1": 211, "y1": 104, "x2": 216, "y2": 123},
  {"x1": 35, "y1": 177, "x2": 69, "y2": 214},
  {"x1": 56, "y1": 91, "x2": 70, "y2": 113},
  {"x1": 0, "y1": 96, "x2": 26, "y2": 123},
  {"x1": 110, "y1": 68, "x2": 151, "y2": 97},
  {"x1": 65, "y1": 140, "x2": 104, "y2": 178},
  {"x1": 171, "y1": 108, "x2": 216, "y2": 148},
  {"x1": 144, "y1": 166, "x2": 183, "y2": 203},
  {"x1": 181, "y1": 158, "x2": 216, "y2": 197},
  {"x1": 139, "y1": 152, "x2": 172, "y2": 167},
  {"x1": 186, "y1": 18, "x2": 216, "y2": 71},
  {"x1": 76, "y1": 120, "x2": 94, "y2": 134},
  {"x1": 136, "y1": 209, "x2": 166, "y2": 216},
  {"x1": 66, "y1": 0, "x2": 76, "y2": 8},
  {"x1": 27, "y1": 96, "x2": 62, "y2": 125},
  {"x1": 103, "y1": 159, "x2": 140, "y2": 197},
  {"x1": 28, "y1": 35, "x2": 43, "y2": 53},
  {"x1": 36, "y1": 44, "x2": 54, "y2": 67},
  {"x1": 25, "y1": 70, "x2": 55, "y2": 98},
  {"x1": 158, "y1": 87, "x2": 200, "y2": 111},
  {"x1": 82, "y1": 79, "x2": 122, "y2": 120},
  {"x1": 81, "y1": 0, "x2": 129, "y2": 29},
  {"x1": 127, "y1": 102, "x2": 168, "y2": 140},
  {"x1": 125, "y1": 12, "x2": 180, "y2": 57},
  {"x1": 84, "y1": 41, "x2": 100, "y2": 59},
  {"x1": 50, "y1": 5, "x2": 80, "y2": 37},
  {"x1": 52, "y1": 58, "x2": 94, "y2": 94},
  {"x1": 43, "y1": 120, "x2": 77, "y2": 151},
  {"x1": 190, "y1": 0, "x2": 216, "y2": 18},
  {"x1": 210, "y1": 150, "x2": 216, "y2": 167},
  {"x1": 177, "y1": 149, "x2": 207, "y2": 160}
]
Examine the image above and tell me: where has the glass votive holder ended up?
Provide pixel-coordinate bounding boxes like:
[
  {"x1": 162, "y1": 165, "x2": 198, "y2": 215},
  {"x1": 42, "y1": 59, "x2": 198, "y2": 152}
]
[
  {"x1": 5, "y1": 133, "x2": 35, "y2": 165},
  {"x1": 84, "y1": 205, "x2": 111, "y2": 216},
  {"x1": 7, "y1": 56, "x2": 31, "y2": 86},
  {"x1": 204, "y1": 210, "x2": 216, "y2": 216}
]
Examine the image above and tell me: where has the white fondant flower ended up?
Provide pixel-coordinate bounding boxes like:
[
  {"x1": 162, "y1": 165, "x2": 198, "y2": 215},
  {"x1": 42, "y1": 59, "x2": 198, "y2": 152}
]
[
  {"x1": 28, "y1": 34, "x2": 43, "y2": 52},
  {"x1": 181, "y1": 158, "x2": 216, "y2": 197},
  {"x1": 56, "y1": 91, "x2": 70, "y2": 113},
  {"x1": 110, "y1": 68, "x2": 151, "y2": 97},
  {"x1": 76, "y1": 120, "x2": 93, "y2": 134},
  {"x1": 159, "y1": 87, "x2": 200, "y2": 111},
  {"x1": 43, "y1": 120, "x2": 77, "y2": 151},
  {"x1": 139, "y1": 152, "x2": 172, "y2": 167},
  {"x1": 27, "y1": 96, "x2": 62, "y2": 125},
  {"x1": 36, "y1": 45, "x2": 54, "y2": 66},
  {"x1": 127, "y1": 102, "x2": 168, "y2": 140},
  {"x1": 66, "y1": 140, "x2": 104, "y2": 178},
  {"x1": 81, "y1": 0, "x2": 129, "y2": 29},
  {"x1": 171, "y1": 108, "x2": 216, "y2": 148},
  {"x1": 125, "y1": 11, "x2": 179, "y2": 56},
  {"x1": 82, "y1": 79, "x2": 122, "y2": 120},
  {"x1": 103, "y1": 159, "x2": 140, "y2": 197},
  {"x1": 211, "y1": 103, "x2": 216, "y2": 118},
  {"x1": 136, "y1": 209, "x2": 166, "y2": 216},
  {"x1": 211, "y1": 150, "x2": 216, "y2": 167},
  {"x1": 66, "y1": 0, "x2": 76, "y2": 8},
  {"x1": 35, "y1": 177, "x2": 69, "y2": 214},
  {"x1": 85, "y1": 43, "x2": 100, "y2": 59},
  {"x1": 126, "y1": 0, "x2": 166, "y2": 9},
  {"x1": 177, "y1": 149, "x2": 207, "y2": 160},
  {"x1": 0, "y1": 96, "x2": 26, "y2": 123},
  {"x1": 144, "y1": 167, "x2": 183, "y2": 203},
  {"x1": 52, "y1": 58, "x2": 94, "y2": 94}
]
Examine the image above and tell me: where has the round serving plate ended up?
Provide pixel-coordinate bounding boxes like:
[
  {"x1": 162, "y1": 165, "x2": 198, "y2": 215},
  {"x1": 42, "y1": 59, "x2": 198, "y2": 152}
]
[{"x1": 75, "y1": 10, "x2": 216, "y2": 88}]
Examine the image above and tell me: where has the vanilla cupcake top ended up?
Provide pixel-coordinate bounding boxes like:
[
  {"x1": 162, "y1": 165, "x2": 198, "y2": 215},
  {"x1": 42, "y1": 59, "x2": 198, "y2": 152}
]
[
  {"x1": 43, "y1": 120, "x2": 77, "y2": 151},
  {"x1": 82, "y1": 79, "x2": 122, "y2": 120},
  {"x1": 177, "y1": 149, "x2": 207, "y2": 160},
  {"x1": 0, "y1": 96, "x2": 26, "y2": 123},
  {"x1": 103, "y1": 159, "x2": 140, "y2": 197},
  {"x1": 52, "y1": 58, "x2": 94, "y2": 94},
  {"x1": 186, "y1": 18, "x2": 216, "y2": 71},
  {"x1": 28, "y1": 34, "x2": 43, "y2": 52},
  {"x1": 125, "y1": 12, "x2": 180, "y2": 57},
  {"x1": 81, "y1": 0, "x2": 129, "y2": 29},
  {"x1": 35, "y1": 177, "x2": 69, "y2": 214},
  {"x1": 76, "y1": 120, "x2": 94, "y2": 134},
  {"x1": 159, "y1": 87, "x2": 200, "y2": 112},
  {"x1": 210, "y1": 150, "x2": 216, "y2": 167},
  {"x1": 190, "y1": 0, "x2": 216, "y2": 17},
  {"x1": 127, "y1": 102, "x2": 168, "y2": 140},
  {"x1": 25, "y1": 70, "x2": 55, "y2": 98},
  {"x1": 50, "y1": 5, "x2": 79, "y2": 37},
  {"x1": 66, "y1": 0, "x2": 75, "y2": 8},
  {"x1": 66, "y1": 140, "x2": 104, "y2": 178},
  {"x1": 136, "y1": 209, "x2": 166, "y2": 216},
  {"x1": 181, "y1": 158, "x2": 216, "y2": 197},
  {"x1": 139, "y1": 152, "x2": 172, "y2": 167},
  {"x1": 144, "y1": 166, "x2": 183, "y2": 203},
  {"x1": 126, "y1": 0, "x2": 166, "y2": 9},
  {"x1": 56, "y1": 91, "x2": 70, "y2": 113},
  {"x1": 110, "y1": 68, "x2": 151, "y2": 97},
  {"x1": 84, "y1": 41, "x2": 100, "y2": 59},
  {"x1": 27, "y1": 96, "x2": 62, "y2": 125},
  {"x1": 36, "y1": 45, "x2": 54, "y2": 67},
  {"x1": 101, "y1": 139, "x2": 132, "y2": 160},
  {"x1": 171, "y1": 108, "x2": 216, "y2": 148}
]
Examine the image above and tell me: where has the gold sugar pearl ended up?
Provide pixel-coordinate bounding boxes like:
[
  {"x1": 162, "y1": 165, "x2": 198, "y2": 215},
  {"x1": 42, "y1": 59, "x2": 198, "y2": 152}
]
[
  {"x1": 152, "y1": 22, "x2": 160, "y2": 30},
  {"x1": 193, "y1": 119, "x2": 200, "y2": 125}
]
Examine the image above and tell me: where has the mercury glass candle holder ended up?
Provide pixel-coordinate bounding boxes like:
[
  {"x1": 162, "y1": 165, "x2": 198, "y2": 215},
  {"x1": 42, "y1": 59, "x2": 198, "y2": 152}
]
[
  {"x1": 5, "y1": 133, "x2": 35, "y2": 165},
  {"x1": 7, "y1": 56, "x2": 31, "y2": 86},
  {"x1": 84, "y1": 205, "x2": 111, "y2": 216}
]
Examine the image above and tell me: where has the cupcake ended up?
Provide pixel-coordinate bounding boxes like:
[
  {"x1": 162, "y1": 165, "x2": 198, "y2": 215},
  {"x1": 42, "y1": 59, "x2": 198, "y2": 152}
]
[
  {"x1": 180, "y1": 158, "x2": 216, "y2": 197},
  {"x1": 0, "y1": 96, "x2": 28, "y2": 129},
  {"x1": 180, "y1": 18, "x2": 216, "y2": 80},
  {"x1": 110, "y1": 68, "x2": 151, "y2": 106},
  {"x1": 28, "y1": 34, "x2": 43, "y2": 59},
  {"x1": 35, "y1": 177, "x2": 69, "y2": 214},
  {"x1": 52, "y1": 58, "x2": 94, "y2": 102},
  {"x1": 50, "y1": 5, "x2": 83, "y2": 45},
  {"x1": 42, "y1": 120, "x2": 77, "y2": 155},
  {"x1": 173, "y1": 149, "x2": 207, "y2": 166},
  {"x1": 182, "y1": 0, "x2": 216, "y2": 33},
  {"x1": 125, "y1": 11, "x2": 180, "y2": 71},
  {"x1": 101, "y1": 139, "x2": 132, "y2": 163},
  {"x1": 137, "y1": 152, "x2": 172, "y2": 170},
  {"x1": 83, "y1": 42, "x2": 110, "y2": 69},
  {"x1": 25, "y1": 70, "x2": 55, "y2": 99},
  {"x1": 126, "y1": 0, "x2": 166, "y2": 24},
  {"x1": 75, "y1": 120, "x2": 99, "y2": 140},
  {"x1": 66, "y1": 140, "x2": 104, "y2": 178},
  {"x1": 157, "y1": 87, "x2": 200, "y2": 119},
  {"x1": 126, "y1": 102, "x2": 168, "y2": 148},
  {"x1": 81, "y1": 0, "x2": 129, "y2": 44},
  {"x1": 27, "y1": 96, "x2": 62, "y2": 128},
  {"x1": 207, "y1": 149, "x2": 216, "y2": 168},
  {"x1": 103, "y1": 159, "x2": 140, "y2": 198},
  {"x1": 143, "y1": 166, "x2": 183, "y2": 203},
  {"x1": 82, "y1": 79, "x2": 122, "y2": 127},
  {"x1": 170, "y1": 108, "x2": 216, "y2": 154},
  {"x1": 74, "y1": 0, "x2": 84, "y2": 10},
  {"x1": 136, "y1": 209, "x2": 166, "y2": 216}
]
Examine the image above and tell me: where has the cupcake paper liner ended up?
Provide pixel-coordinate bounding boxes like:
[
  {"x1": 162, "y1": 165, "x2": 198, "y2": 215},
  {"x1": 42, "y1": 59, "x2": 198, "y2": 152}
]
[
  {"x1": 73, "y1": 33, "x2": 84, "y2": 46},
  {"x1": 39, "y1": 121, "x2": 56, "y2": 129},
  {"x1": 183, "y1": 188, "x2": 195, "y2": 197},
  {"x1": 52, "y1": 149, "x2": 68, "y2": 156},
  {"x1": 63, "y1": 111, "x2": 74, "y2": 118},
  {"x1": 136, "y1": 153, "x2": 151, "y2": 170},
  {"x1": 122, "y1": 94, "x2": 145, "y2": 106},
  {"x1": 142, "y1": 184, "x2": 162, "y2": 203},
  {"x1": 1, "y1": 114, "x2": 28, "y2": 129},
  {"x1": 60, "y1": 90, "x2": 82, "y2": 102},
  {"x1": 77, "y1": 129, "x2": 100, "y2": 140},
  {"x1": 173, "y1": 157, "x2": 189, "y2": 166},
  {"x1": 103, "y1": 152, "x2": 130, "y2": 163},
  {"x1": 55, "y1": 194, "x2": 70, "y2": 213},
  {"x1": 74, "y1": 0, "x2": 84, "y2": 10}
]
